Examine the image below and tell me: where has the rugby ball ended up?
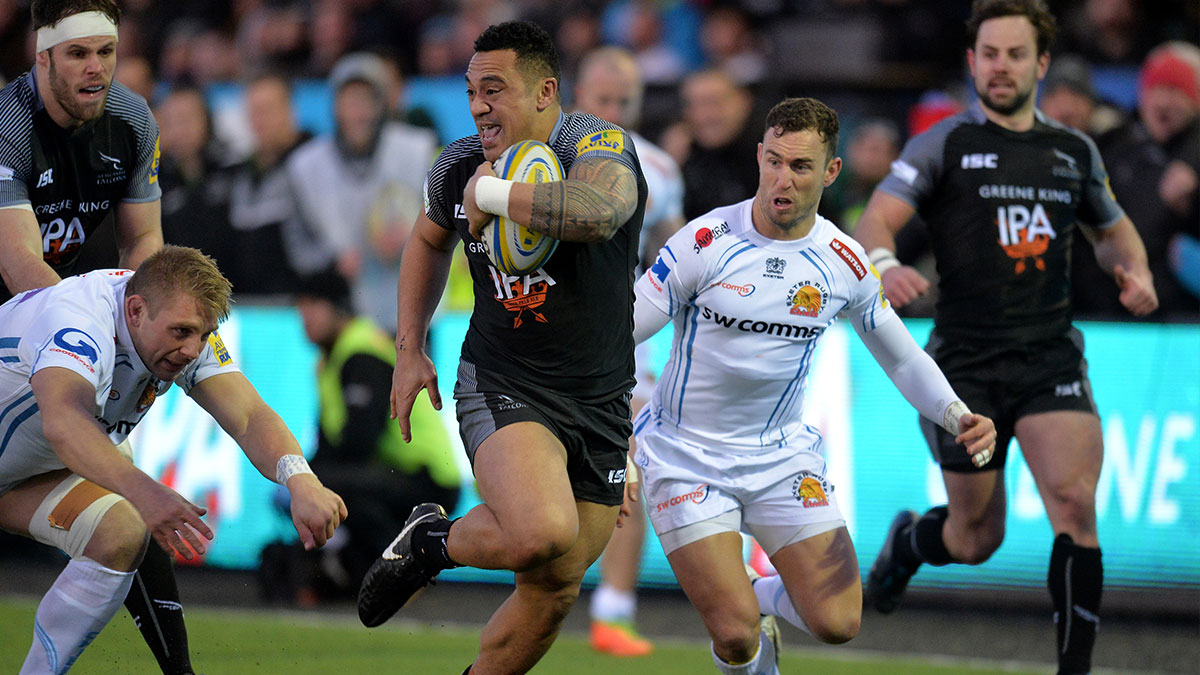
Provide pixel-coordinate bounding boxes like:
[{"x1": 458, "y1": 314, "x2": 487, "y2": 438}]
[{"x1": 481, "y1": 140, "x2": 563, "y2": 275}]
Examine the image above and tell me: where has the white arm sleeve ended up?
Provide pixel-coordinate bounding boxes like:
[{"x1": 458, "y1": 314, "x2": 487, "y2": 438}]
[
  {"x1": 632, "y1": 276, "x2": 673, "y2": 344},
  {"x1": 853, "y1": 316, "x2": 964, "y2": 433}
]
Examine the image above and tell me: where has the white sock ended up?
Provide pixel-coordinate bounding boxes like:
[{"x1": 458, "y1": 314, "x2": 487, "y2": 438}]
[
  {"x1": 710, "y1": 625, "x2": 778, "y2": 675},
  {"x1": 752, "y1": 574, "x2": 811, "y2": 636},
  {"x1": 22, "y1": 558, "x2": 135, "y2": 674},
  {"x1": 590, "y1": 584, "x2": 637, "y2": 622}
]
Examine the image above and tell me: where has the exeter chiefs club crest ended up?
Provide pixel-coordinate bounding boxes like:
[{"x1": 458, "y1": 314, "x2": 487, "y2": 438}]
[
  {"x1": 792, "y1": 471, "x2": 832, "y2": 508},
  {"x1": 787, "y1": 281, "x2": 829, "y2": 318}
]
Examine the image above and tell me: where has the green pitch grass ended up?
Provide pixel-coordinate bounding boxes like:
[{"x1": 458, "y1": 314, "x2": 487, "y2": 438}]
[{"x1": 0, "y1": 597, "x2": 1038, "y2": 674}]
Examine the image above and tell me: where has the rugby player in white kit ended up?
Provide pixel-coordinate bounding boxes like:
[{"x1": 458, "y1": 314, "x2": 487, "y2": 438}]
[{"x1": 629, "y1": 97, "x2": 997, "y2": 674}]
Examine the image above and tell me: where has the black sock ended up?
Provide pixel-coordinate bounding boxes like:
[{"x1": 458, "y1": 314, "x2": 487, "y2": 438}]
[
  {"x1": 895, "y1": 505, "x2": 953, "y2": 567},
  {"x1": 1049, "y1": 533, "x2": 1102, "y2": 675},
  {"x1": 124, "y1": 544, "x2": 194, "y2": 674},
  {"x1": 412, "y1": 517, "x2": 460, "y2": 571}
]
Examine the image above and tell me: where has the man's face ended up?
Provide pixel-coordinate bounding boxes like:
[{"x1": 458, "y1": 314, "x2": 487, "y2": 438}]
[
  {"x1": 754, "y1": 128, "x2": 840, "y2": 234},
  {"x1": 296, "y1": 296, "x2": 339, "y2": 346},
  {"x1": 128, "y1": 292, "x2": 215, "y2": 381},
  {"x1": 335, "y1": 81, "x2": 384, "y2": 153},
  {"x1": 157, "y1": 89, "x2": 209, "y2": 160},
  {"x1": 246, "y1": 78, "x2": 297, "y2": 154},
  {"x1": 1139, "y1": 85, "x2": 1198, "y2": 145},
  {"x1": 968, "y1": 16, "x2": 1049, "y2": 117},
  {"x1": 42, "y1": 36, "x2": 116, "y2": 125},
  {"x1": 466, "y1": 49, "x2": 549, "y2": 161},
  {"x1": 683, "y1": 72, "x2": 752, "y2": 149},
  {"x1": 1040, "y1": 86, "x2": 1095, "y2": 131},
  {"x1": 575, "y1": 64, "x2": 639, "y2": 128}
]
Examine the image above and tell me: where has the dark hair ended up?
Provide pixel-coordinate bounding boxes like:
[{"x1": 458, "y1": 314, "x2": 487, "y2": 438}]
[
  {"x1": 764, "y1": 97, "x2": 840, "y2": 162},
  {"x1": 966, "y1": 0, "x2": 1056, "y2": 55},
  {"x1": 31, "y1": 0, "x2": 121, "y2": 31},
  {"x1": 474, "y1": 21, "x2": 561, "y2": 89}
]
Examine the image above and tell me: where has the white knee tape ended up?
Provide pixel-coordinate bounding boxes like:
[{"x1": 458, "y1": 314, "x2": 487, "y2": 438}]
[{"x1": 28, "y1": 474, "x2": 126, "y2": 559}]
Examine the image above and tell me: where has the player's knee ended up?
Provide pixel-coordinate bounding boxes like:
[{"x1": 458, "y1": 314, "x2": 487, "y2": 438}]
[
  {"x1": 506, "y1": 519, "x2": 577, "y2": 569},
  {"x1": 808, "y1": 610, "x2": 860, "y2": 644},
  {"x1": 82, "y1": 499, "x2": 149, "y2": 571},
  {"x1": 709, "y1": 618, "x2": 760, "y2": 663}
]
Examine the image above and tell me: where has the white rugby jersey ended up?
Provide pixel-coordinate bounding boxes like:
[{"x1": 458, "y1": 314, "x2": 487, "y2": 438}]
[
  {"x1": 636, "y1": 199, "x2": 897, "y2": 451},
  {"x1": 0, "y1": 270, "x2": 238, "y2": 491}
]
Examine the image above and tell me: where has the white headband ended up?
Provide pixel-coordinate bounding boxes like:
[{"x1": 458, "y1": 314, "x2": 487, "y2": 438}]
[{"x1": 36, "y1": 11, "x2": 118, "y2": 53}]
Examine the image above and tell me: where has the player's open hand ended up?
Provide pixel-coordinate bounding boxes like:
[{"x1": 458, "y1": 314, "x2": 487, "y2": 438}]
[
  {"x1": 390, "y1": 345, "x2": 440, "y2": 443},
  {"x1": 463, "y1": 161, "x2": 498, "y2": 240},
  {"x1": 880, "y1": 265, "x2": 930, "y2": 308},
  {"x1": 955, "y1": 413, "x2": 998, "y2": 468},
  {"x1": 286, "y1": 474, "x2": 348, "y2": 551},
  {"x1": 1114, "y1": 264, "x2": 1158, "y2": 317},
  {"x1": 126, "y1": 480, "x2": 213, "y2": 560}
]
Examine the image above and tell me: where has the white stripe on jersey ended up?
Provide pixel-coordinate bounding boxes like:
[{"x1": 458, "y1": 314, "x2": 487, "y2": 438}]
[{"x1": 637, "y1": 199, "x2": 897, "y2": 451}]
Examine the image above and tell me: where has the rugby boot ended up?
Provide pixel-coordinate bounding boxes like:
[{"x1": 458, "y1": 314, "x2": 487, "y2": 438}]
[
  {"x1": 745, "y1": 564, "x2": 781, "y2": 668},
  {"x1": 357, "y1": 503, "x2": 448, "y2": 627},
  {"x1": 865, "y1": 509, "x2": 920, "y2": 614},
  {"x1": 590, "y1": 619, "x2": 654, "y2": 656}
]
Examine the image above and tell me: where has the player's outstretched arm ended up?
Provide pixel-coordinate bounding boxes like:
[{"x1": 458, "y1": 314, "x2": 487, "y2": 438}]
[
  {"x1": 114, "y1": 200, "x2": 165, "y2": 271},
  {"x1": 855, "y1": 317, "x2": 997, "y2": 467},
  {"x1": 1087, "y1": 216, "x2": 1158, "y2": 317},
  {"x1": 0, "y1": 207, "x2": 63, "y2": 294},
  {"x1": 32, "y1": 367, "x2": 213, "y2": 557},
  {"x1": 189, "y1": 372, "x2": 347, "y2": 549},
  {"x1": 392, "y1": 211, "x2": 457, "y2": 439},
  {"x1": 853, "y1": 191, "x2": 929, "y2": 308}
]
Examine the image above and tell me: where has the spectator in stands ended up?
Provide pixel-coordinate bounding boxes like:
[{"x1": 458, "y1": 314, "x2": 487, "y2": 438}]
[
  {"x1": 1076, "y1": 41, "x2": 1200, "y2": 318},
  {"x1": 155, "y1": 86, "x2": 236, "y2": 269},
  {"x1": 666, "y1": 69, "x2": 760, "y2": 220},
  {"x1": 1039, "y1": 53, "x2": 1125, "y2": 138},
  {"x1": 285, "y1": 52, "x2": 438, "y2": 333},
  {"x1": 699, "y1": 6, "x2": 766, "y2": 86},
  {"x1": 822, "y1": 118, "x2": 902, "y2": 233},
  {"x1": 223, "y1": 72, "x2": 310, "y2": 298}
]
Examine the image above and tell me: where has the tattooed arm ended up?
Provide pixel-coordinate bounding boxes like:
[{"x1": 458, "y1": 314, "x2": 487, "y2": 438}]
[{"x1": 465, "y1": 155, "x2": 639, "y2": 243}]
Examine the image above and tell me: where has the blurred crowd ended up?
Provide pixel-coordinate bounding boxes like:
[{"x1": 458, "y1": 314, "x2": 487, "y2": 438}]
[{"x1": 0, "y1": 0, "x2": 1194, "y2": 321}]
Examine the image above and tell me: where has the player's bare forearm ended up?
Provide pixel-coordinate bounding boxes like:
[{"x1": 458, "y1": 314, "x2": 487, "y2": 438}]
[
  {"x1": 397, "y1": 214, "x2": 455, "y2": 353},
  {"x1": 0, "y1": 208, "x2": 61, "y2": 294},
  {"x1": 115, "y1": 200, "x2": 164, "y2": 270},
  {"x1": 526, "y1": 157, "x2": 637, "y2": 243}
]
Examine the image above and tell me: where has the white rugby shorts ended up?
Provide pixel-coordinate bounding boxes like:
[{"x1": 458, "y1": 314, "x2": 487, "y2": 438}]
[{"x1": 635, "y1": 421, "x2": 843, "y2": 549}]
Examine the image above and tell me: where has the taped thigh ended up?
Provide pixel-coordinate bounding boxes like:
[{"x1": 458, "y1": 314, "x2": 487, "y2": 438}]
[
  {"x1": 28, "y1": 474, "x2": 125, "y2": 559},
  {"x1": 656, "y1": 508, "x2": 741, "y2": 555}
]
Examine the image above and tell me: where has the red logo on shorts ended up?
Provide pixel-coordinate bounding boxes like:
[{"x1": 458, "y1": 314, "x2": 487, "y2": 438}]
[{"x1": 654, "y1": 484, "x2": 710, "y2": 513}]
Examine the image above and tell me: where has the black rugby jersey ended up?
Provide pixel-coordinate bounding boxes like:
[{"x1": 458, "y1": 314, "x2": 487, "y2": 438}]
[
  {"x1": 424, "y1": 112, "x2": 647, "y2": 401},
  {"x1": 0, "y1": 70, "x2": 161, "y2": 303},
  {"x1": 877, "y1": 106, "x2": 1123, "y2": 343}
]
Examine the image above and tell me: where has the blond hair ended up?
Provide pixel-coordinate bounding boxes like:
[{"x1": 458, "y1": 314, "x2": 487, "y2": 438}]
[{"x1": 127, "y1": 245, "x2": 233, "y2": 326}]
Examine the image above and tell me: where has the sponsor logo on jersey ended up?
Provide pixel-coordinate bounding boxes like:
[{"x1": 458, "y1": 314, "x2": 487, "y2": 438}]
[
  {"x1": 454, "y1": 203, "x2": 467, "y2": 220},
  {"x1": 868, "y1": 263, "x2": 890, "y2": 309},
  {"x1": 792, "y1": 471, "x2": 832, "y2": 508},
  {"x1": 654, "y1": 483, "x2": 709, "y2": 513},
  {"x1": 48, "y1": 327, "x2": 100, "y2": 373},
  {"x1": 36, "y1": 168, "x2": 54, "y2": 188},
  {"x1": 829, "y1": 238, "x2": 867, "y2": 280},
  {"x1": 208, "y1": 332, "x2": 231, "y2": 366},
  {"x1": 693, "y1": 222, "x2": 730, "y2": 253},
  {"x1": 707, "y1": 281, "x2": 755, "y2": 297},
  {"x1": 491, "y1": 393, "x2": 525, "y2": 411},
  {"x1": 763, "y1": 257, "x2": 786, "y2": 279},
  {"x1": 996, "y1": 203, "x2": 1056, "y2": 274},
  {"x1": 575, "y1": 130, "x2": 625, "y2": 157},
  {"x1": 41, "y1": 216, "x2": 87, "y2": 265},
  {"x1": 149, "y1": 138, "x2": 160, "y2": 185},
  {"x1": 700, "y1": 306, "x2": 823, "y2": 339},
  {"x1": 648, "y1": 255, "x2": 670, "y2": 292},
  {"x1": 96, "y1": 150, "x2": 127, "y2": 185},
  {"x1": 787, "y1": 281, "x2": 829, "y2": 317},
  {"x1": 890, "y1": 159, "x2": 918, "y2": 185},
  {"x1": 489, "y1": 268, "x2": 557, "y2": 328},
  {"x1": 961, "y1": 153, "x2": 998, "y2": 169},
  {"x1": 98, "y1": 151, "x2": 123, "y2": 171},
  {"x1": 108, "y1": 389, "x2": 120, "y2": 400}
]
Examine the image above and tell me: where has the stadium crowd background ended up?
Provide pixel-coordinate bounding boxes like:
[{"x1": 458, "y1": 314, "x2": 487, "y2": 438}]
[{"x1": 0, "y1": 0, "x2": 1194, "y2": 322}]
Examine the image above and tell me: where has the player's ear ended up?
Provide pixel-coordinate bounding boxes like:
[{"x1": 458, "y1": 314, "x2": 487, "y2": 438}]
[
  {"x1": 125, "y1": 294, "x2": 147, "y2": 327},
  {"x1": 536, "y1": 77, "x2": 558, "y2": 112}
]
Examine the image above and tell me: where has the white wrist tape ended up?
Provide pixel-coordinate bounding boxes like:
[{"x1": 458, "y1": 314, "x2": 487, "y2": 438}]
[
  {"x1": 868, "y1": 247, "x2": 901, "y2": 275},
  {"x1": 942, "y1": 400, "x2": 972, "y2": 436},
  {"x1": 36, "y1": 11, "x2": 118, "y2": 52},
  {"x1": 275, "y1": 454, "x2": 314, "y2": 485},
  {"x1": 475, "y1": 176, "x2": 514, "y2": 220}
]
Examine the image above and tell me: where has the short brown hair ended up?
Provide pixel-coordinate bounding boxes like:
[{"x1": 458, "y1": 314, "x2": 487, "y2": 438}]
[
  {"x1": 127, "y1": 246, "x2": 233, "y2": 327},
  {"x1": 31, "y1": 0, "x2": 121, "y2": 31},
  {"x1": 764, "y1": 97, "x2": 840, "y2": 162},
  {"x1": 966, "y1": 0, "x2": 1056, "y2": 55}
]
